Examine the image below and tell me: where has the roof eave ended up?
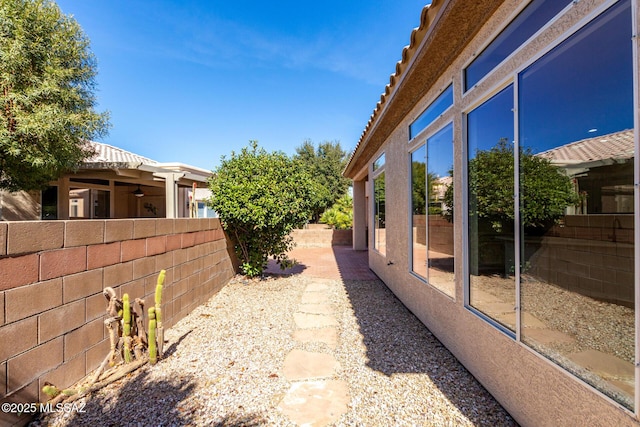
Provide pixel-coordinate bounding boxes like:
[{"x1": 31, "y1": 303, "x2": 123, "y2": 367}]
[{"x1": 344, "y1": 0, "x2": 505, "y2": 179}]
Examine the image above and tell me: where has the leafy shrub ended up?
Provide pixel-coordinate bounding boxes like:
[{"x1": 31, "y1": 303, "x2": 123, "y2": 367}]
[
  {"x1": 320, "y1": 194, "x2": 353, "y2": 229},
  {"x1": 207, "y1": 142, "x2": 315, "y2": 277}
]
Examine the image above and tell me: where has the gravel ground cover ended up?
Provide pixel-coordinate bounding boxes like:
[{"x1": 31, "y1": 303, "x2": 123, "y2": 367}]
[{"x1": 34, "y1": 274, "x2": 517, "y2": 427}]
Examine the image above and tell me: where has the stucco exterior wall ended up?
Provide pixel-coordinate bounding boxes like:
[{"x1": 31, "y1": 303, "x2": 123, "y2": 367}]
[
  {"x1": 358, "y1": 0, "x2": 639, "y2": 425},
  {"x1": 0, "y1": 218, "x2": 236, "y2": 426}
]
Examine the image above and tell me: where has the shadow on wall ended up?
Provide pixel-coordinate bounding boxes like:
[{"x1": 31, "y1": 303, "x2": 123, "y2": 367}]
[{"x1": 0, "y1": 191, "x2": 40, "y2": 221}]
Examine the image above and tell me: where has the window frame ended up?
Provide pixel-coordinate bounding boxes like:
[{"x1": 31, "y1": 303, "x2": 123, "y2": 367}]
[
  {"x1": 462, "y1": 0, "x2": 575, "y2": 94},
  {"x1": 372, "y1": 153, "x2": 387, "y2": 256},
  {"x1": 461, "y1": 0, "x2": 638, "y2": 412}
]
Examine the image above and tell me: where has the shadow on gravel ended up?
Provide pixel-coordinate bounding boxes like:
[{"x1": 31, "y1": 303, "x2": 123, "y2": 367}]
[
  {"x1": 341, "y1": 277, "x2": 518, "y2": 426},
  {"x1": 265, "y1": 258, "x2": 307, "y2": 276},
  {"x1": 333, "y1": 248, "x2": 518, "y2": 426},
  {"x1": 55, "y1": 370, "x2": 196, "y2": 427},
  {"x1": 212, "y1": 413, "x2": 268, "y2": 426},
  {"x1": 161, "y1": 330, "x2": 193, "y2": 359}
]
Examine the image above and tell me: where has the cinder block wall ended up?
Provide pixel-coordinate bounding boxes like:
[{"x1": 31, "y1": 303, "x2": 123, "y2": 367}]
[
  {"x1": 291, "y1": 228, "x2": 353, "y2": 247},
  {"x1": 0, "y1": 218, "x2": 236, "y2": 426},
  {"x1": 526, "y1": 214, "x2": 634, "y2": 306}
]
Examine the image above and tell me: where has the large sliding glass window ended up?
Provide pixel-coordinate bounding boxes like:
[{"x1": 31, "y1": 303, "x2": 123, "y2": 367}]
[
  {"x1": 467, "y1": 85, "x2": 515, "y2": 332},
  {"x1": 411, "y1": 145, "x2": 427, "y2": 278},
  {"x1": 373, "y1": 154, "x2": 386, "y2": 255},
  {"x1": 427, "y1": 124, "x2": 455, "y2": 297},
  {"x1": 518, "y1": 0, "x2": 634, "y2": 410},
  {"x1": 465, "y1": 0, "x2": 635, "y2": 411}
]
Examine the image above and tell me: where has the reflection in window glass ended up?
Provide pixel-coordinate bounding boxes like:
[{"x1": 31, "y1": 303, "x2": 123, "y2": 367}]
[
  {"x1": 409, "y1": 85, "x2": 453, "y2": 140},
  {"x1": 69, "y1": 188, "x2": 110, "y2": 219},
  {"x1": 428, "y1": 123, "x2": 454, "y2": 297},
  {"x1": 411, "y1": 145, "x2": 427, "y2": 279},
  {"x1": 518, "y1": 0, "x2": 634, "y2": 410},
  {"x1": 93, "y1": 190, "x2": 110, "y2": 219},
  {"x1": 467, "y1": 85, "x2": 515, "y2": 332},
  {"x1": 69, "y1": 188, "x2": 89, "y2": 218},
  {"x1": 464, "y1": 0, "x2": 572, "y2": 91},
  {"x1": 373, "y1": 153, "x2": 385, "y2": 171},
  {"x1": 374, "y1": 171, "x2": 386, "y2": 255},
  {"x1": 41, "y1": 186, "x2": 57, "y2": 220}
]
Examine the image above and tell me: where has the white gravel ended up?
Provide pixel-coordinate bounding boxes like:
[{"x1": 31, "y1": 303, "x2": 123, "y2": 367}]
[{"x1": 34, "y1": 274, "x2": 517, "y2": 426}]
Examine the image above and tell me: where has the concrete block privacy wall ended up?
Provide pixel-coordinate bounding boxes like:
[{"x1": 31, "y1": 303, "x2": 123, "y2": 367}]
[
  {"x1": 0, "y1": 218, "x2": 236, "y2": 426},
  {"x1": 291, "y1": 227, "x2": 352, "y2": 247}
]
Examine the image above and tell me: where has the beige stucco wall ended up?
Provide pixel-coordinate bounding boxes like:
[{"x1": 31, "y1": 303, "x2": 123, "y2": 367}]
[{"x1": 359, "y1": 0, "x2": 640, "y2": 425}]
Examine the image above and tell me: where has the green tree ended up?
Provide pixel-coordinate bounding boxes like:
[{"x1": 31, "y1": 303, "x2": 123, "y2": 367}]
[
  {"x1": 293, "y1": 140, "x2": 351, "y2": 222},
  {"x1": 0, "y1": 0, "x2": 109, "y2": 191},
  {"x1": 320, "y1": 194, "x2": 353, "y2": 229},
  {"x1": 207, "y1": 141, "x2": 315, "y2": 277},
  {"x1": 411, "y1": 159, "x2": 439, "y2": 215},
  {"x1": 444, "y1": 139, "x2": 578, "y2": 228}
]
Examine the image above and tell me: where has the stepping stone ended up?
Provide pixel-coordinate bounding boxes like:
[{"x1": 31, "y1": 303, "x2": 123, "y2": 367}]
[
  {"x1": 301, "y1": 292, "x2": 330, "y2": 304},
  {"x1": 522, "y1": 328, "x2": 575, "y2": 345},
  {"x1": 294, "y1": 313, "x2": 338, "y2": 329},
  {"x1": 293, "y1": 328, "x2": 339, "y2": 349},
  {"x1": 305, "y1": 282, "x2": 331, "y2": 292},
  {"x1": 298, "y1": 303, "x2": 333, "y2": 315},
  {"x1": 470, "y1": 288, "x2": 504, "y2": 304},
  {"x1": 608, "y1": 378, "x2": 635, "y2": 397},
  {"x1": 282, "y1": 349, "x2": 340, "y2": 381},
  {"x1": 307, "y1": 278, "x2": 336, "y2": 286},
  {"x1": 567, "y1": 349, "x2": 634, "y2": 379},
  {"x1": 495, "y1": 312, "x2": 546, "y2": 329},
  {"x1": 481, "y1": 302, "x2": 515, "y2": 316},
  {"x1": 278, "y1": 380, "x2": 349, "y2": 426}
]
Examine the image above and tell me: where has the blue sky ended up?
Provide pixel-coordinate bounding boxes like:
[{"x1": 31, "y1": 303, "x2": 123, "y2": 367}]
[{"x1": 55, "y1": 1, "x2": 429, "y2": 171}]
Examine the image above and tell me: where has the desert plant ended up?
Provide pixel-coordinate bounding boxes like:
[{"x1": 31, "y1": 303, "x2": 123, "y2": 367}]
[
  {"x1": 320, "y1": 194, "x2": 353, "y2": 229},
  {"x1": 122, "y1": 293, "x2": 132, "y2": 363},
  {"x1": 148, "y1": 307, "x2": 157, "y2": 365},
  {"x1": 155, "y1": 270, "x2": 165, "y2": 357}
]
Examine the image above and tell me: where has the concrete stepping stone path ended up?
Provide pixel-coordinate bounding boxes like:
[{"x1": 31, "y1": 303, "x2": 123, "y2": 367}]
[
  {"x1": 293, "y1": 328, "x2": 339, "y2": 349},
  {"x1": 278, "y1": 380, "x2": 349, "y2": 427},
  {"x1": 282, "y1": 349, "x2": 340, "y2": 381},
  {"x1": 278, "y1": 280, "x2": 350, "y2": 426}
]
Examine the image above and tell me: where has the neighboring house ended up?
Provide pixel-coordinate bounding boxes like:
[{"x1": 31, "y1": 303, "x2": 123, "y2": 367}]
[
  {"x1": 539, "y1": 128, "x2": 634, "y2": 215},
  {"x1": 190, "y1": 187, "x2": 217, "y2": 218},
  {"x1": 344, "y1": 1, "x2": 639, "y2": 425},
  {"x1": 0, "y1": 141, "x2": 212, "y2": 220}
]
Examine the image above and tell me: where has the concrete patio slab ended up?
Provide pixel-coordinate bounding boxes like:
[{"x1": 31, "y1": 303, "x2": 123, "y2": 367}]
[
  {"x1": 266, "y1": 246, "x2": 378, "y2": 281},
  {"x1": 282, "y1": 349, "x2": 340, "y2": 381},
  {"x1": 278, "y1": 380, "x2": 349, "y2": 427}
]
